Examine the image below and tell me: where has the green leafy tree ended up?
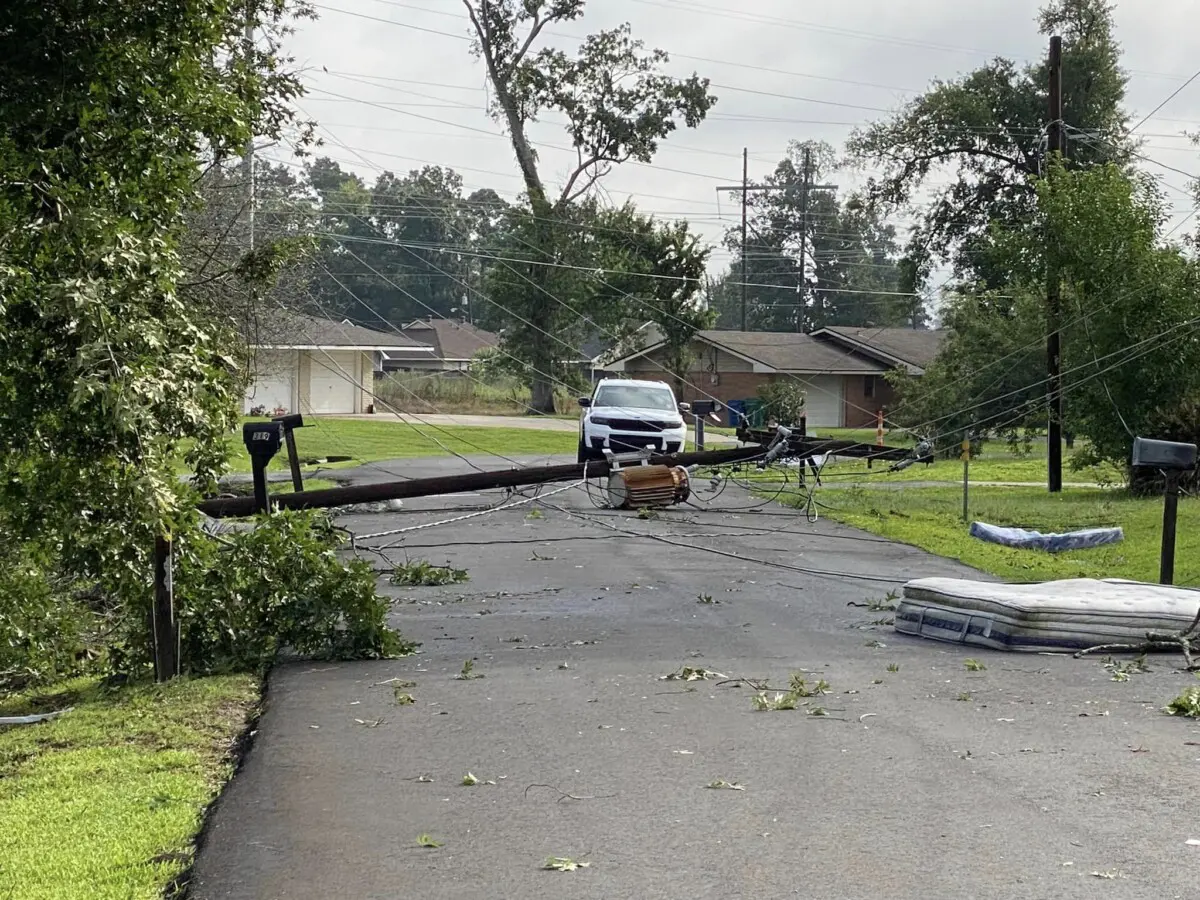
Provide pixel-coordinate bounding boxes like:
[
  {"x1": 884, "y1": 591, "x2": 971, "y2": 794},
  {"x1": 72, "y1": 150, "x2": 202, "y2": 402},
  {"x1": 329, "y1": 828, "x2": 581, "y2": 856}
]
[
  {"x1": 715, "y1": 142, "x2": 915, "y2": 332},
  {"x1": 596, "y1": 208, "x2": 714, "y2": 394},
  {"x1": 463, "y1": 0, "x2": 716, "y2": 411},
  {"x1": 847, "y1": 0, "x2": 1129, "y2": 289},
  {"x1": 893, "y1": 163, "x2": 1200, "y2": 478},
  {"x1": 0, "y1": 0, "x2": 402, "y2": 680}
]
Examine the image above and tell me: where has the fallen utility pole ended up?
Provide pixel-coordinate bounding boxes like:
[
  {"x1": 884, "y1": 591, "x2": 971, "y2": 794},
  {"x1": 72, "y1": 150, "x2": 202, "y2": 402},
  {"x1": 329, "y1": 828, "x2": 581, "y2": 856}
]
[
  {"x1": 736, "y1": 427, "x2": 914, "y2": 464},
  {"x1": 198, "y1": 446, "x2": 767, "y2": 519}
]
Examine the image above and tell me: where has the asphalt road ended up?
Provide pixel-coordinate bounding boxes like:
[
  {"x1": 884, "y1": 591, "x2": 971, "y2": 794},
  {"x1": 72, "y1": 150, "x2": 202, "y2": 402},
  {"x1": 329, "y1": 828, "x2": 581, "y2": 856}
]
[{"x1": 191, "y1": 456, "x2": 1200, "y2": 900}]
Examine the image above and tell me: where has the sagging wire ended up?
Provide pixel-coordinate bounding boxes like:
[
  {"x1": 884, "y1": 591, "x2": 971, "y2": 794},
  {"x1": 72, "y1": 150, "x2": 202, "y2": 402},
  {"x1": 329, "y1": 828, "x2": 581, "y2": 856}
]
[{"x1": 353, "y1": 479, "x2": 585, "y2": 548}]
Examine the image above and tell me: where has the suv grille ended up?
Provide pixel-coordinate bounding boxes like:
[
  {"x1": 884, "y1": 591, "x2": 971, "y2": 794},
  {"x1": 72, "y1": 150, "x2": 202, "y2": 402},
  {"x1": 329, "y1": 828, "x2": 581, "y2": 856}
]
[{"x1": 606, "y1": 418, "x2": 669, "y2": 432}]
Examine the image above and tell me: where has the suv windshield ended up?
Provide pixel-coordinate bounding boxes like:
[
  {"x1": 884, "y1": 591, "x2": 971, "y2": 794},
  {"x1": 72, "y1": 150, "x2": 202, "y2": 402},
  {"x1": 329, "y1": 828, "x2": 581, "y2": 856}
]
[{"x1": 593, "y1": 384, "x2": 677, "y2": 412}]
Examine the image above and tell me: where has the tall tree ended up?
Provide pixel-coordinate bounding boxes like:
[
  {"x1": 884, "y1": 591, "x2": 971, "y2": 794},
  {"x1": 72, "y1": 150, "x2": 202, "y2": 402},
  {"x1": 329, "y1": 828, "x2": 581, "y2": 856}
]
[
  {"x1": 597, "y1": 206, "x2": 714, "y2": 395},
  {"x1": 462, "y1": 0, "x2": 716, "y2": 411},
  {"x1": 716, "y1": 142, "x2": 913, "y2": 331},
  {"x1": 847, "y1": 0, "x2": 1129, "y2": 289},
  {"x1": 0, "y1": 0, "x2": 313, "y2": 663},
  {"x1": 302, "y1": 159, "x2": 476, "y2": 325},
  {"x1": 891, "y1": 163, "x2": 1200, "y2": 478}
]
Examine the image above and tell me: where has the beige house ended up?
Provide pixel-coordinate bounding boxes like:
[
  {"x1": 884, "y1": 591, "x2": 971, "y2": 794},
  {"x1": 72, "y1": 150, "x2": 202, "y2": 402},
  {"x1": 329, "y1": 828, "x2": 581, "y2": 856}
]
[{"x1": 245, "y1": 311, "x2": 433, "y2": 415}]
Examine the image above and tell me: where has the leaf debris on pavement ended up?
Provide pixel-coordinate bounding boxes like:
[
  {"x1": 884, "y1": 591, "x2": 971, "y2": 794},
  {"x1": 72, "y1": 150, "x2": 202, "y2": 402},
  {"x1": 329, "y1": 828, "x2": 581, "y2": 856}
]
[
  {"x1": 706, "y1": 780, "x2": 746, "y2": 791},
  {"x1": 661, "y1": 666, "x2": 725, "y2": 682},
  {"x1": 543, "y1": 857, "x2": 590, "y2": 872},
  {"x1": 417, "y1": 833, "x2": 443, "y2": 849},
  {"x1": 455, "y1": 659, "x2": 485, "y2": 680}
]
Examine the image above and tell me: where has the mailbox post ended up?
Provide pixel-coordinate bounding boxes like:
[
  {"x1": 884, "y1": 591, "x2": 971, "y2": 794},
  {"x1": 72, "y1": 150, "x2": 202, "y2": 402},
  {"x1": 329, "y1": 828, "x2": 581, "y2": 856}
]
[
  {"x1": 272, "y1": 413, "x2": 307, "y2": 493},
  {"x1": 243, "y1": 421, "x2": 283, "y2": 513},
  {"x1": 1132, "y1": 437, "x2": 1198, "y2": 585},
  {"x1": 689, "y1": 400, "x2": 720, "y2": 452}
]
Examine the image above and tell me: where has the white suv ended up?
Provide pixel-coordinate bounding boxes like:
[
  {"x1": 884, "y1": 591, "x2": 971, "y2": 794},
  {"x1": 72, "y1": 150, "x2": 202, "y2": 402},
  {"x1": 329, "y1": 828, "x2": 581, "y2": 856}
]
[{"x1": 578, "y1": 378, "x2": 688, "y2": 463}]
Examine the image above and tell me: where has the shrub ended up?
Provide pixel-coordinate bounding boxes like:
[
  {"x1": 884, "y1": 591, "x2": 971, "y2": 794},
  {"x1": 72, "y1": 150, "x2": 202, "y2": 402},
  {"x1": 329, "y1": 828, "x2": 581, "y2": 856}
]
[{"x1": 172, "y1": 510, "x2": 411, "y2": 675}]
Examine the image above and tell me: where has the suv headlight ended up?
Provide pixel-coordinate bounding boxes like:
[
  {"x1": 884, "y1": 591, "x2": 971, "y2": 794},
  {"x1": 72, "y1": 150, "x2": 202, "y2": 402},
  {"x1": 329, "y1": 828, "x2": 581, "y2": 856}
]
[{"x1": 589, "y1": 416, "x2": 615, "y2": 427}]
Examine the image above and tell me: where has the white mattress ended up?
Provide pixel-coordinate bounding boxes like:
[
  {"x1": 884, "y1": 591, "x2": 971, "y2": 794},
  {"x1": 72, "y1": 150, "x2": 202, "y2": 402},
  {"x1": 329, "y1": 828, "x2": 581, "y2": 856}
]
[{"x1": 897, "y1": 578, "x2": 1200, "y2": 651}]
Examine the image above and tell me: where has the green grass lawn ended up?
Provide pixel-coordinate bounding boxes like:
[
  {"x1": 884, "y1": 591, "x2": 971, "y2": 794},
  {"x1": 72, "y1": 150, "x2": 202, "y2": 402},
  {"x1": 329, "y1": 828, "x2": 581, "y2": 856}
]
[
  {"x1": 200, "y1": 419, "x2": 578, "y2": 475},
  {"x1": 817, "y1": 485, "x2": 1200, "y2": 585},
  {"x1": 0, "y1": 675, "x2": 259, "y2": 900}
]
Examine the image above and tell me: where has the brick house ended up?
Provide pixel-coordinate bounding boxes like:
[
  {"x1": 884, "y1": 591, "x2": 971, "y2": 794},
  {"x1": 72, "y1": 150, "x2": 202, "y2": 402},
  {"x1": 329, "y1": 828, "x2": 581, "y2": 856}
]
[{"x1": 601, "y1": 327, "x2": 947, "y2": 428}]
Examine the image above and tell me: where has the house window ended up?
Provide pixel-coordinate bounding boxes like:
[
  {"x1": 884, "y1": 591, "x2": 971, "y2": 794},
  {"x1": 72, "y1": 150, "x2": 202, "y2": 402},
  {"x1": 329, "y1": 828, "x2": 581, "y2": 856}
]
[{"x1": 863, "y1": 375, "x2": 877, "y2": 399}]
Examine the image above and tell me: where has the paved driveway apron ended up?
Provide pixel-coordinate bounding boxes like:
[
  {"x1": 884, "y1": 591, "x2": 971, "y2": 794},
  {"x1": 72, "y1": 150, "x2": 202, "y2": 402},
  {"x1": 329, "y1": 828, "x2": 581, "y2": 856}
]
[{"x1": 191, "y1": 456, "x2": 1200, "y2": 900}]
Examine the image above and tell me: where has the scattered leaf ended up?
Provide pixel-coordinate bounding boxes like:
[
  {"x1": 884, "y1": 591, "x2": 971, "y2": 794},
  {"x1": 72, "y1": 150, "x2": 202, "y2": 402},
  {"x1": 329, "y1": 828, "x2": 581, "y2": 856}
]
[
  {"x1": 886, "y1": 663, "x2": 900, "y2": 673},
  {"x1": 1165, "y1": 686, "x2": 1200, "y2": 718},
  {"x1": 543, "y1": 856, "x2": 590, "y2": 872},
  {"x1": 391, "y1": 559, "x2": 469, "y2": 586},
  {"x1": 964, "y1": 659, "x2": 987, "y2": 672},
  {"x1": 462, "y1": 772, "x2": 479, "y2": 786},
  {"x1": 706, "y1": 780, "x2": 746, "y2": 791},
  {"x1": 661, "y1": 666, "x2": 725, "y2": 682},
  {"x1": 393, "y1": 690, "x2": 416, "y2": 705},
  {"x1": 697, "y1": 593, "x2": 719, "y2": 604},
  {"x1": 455, "y1": 659, "x2": 484, "y2": 680},
  {"x1": 417, "y1": 833, "x2": 443, "y2": 849}
]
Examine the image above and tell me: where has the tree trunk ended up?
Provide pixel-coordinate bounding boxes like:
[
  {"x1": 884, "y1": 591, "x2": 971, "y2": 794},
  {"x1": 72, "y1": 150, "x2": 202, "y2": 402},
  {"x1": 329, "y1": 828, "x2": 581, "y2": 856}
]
[{"x1": 527, "y1": 329, "x2": 556, "y2": 415}]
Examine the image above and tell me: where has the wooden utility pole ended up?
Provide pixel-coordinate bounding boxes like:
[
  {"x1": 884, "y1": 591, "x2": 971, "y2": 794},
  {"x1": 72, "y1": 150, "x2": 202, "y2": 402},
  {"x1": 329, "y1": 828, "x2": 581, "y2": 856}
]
[
  {"x1": 716, "y1": 149, "x2": 835, "y2": 333},
  {"x1": 796, "y1": 146, "x2": 812, "y2": 333},
  {"x1": 1047, "y1": 35, "x2": 1065, "y2": 493}
]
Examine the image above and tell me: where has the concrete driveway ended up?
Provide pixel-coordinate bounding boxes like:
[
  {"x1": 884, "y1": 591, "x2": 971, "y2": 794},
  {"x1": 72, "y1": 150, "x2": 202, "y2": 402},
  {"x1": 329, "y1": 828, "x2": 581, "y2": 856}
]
[{"x1": 190, "y1": 456, "x2": 1200, "y2": 900}]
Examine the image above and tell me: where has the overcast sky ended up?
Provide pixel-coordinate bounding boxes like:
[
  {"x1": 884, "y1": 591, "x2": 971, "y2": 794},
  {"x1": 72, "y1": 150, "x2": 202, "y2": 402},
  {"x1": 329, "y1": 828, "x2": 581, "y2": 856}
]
[{"x1": 280, "y1": 0, "x2": 1200, "y2": 275}]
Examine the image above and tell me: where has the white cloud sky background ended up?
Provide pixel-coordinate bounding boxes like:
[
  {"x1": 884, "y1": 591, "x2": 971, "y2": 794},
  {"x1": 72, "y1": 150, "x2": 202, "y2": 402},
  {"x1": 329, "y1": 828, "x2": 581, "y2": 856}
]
[{"x1": 277, "y1": 0, "x2": 1200, "y2": 278}]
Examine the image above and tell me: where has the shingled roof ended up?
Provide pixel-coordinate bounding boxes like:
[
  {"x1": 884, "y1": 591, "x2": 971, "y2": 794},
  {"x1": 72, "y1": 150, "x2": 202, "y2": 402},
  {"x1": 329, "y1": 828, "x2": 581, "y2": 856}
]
[
  {"x1": 393, "y1": 319, "x2": 499, "y2": 361},
  {"x1": 251, "y1": 310, "x2": 432, "y2": 351},
  {"x1": 812, "y1": 327, "x2": 949, "y2": 374},
  {"x1": 605, "y1": 330, "x2": 889, "y2": 374}
]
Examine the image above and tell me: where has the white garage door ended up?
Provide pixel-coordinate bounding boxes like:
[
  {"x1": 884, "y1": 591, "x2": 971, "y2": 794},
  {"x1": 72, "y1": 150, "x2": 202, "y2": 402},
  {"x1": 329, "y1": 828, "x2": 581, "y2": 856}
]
[
  {"x1": 244, "y1": 350, "x2": 296, "y2": 414},
  {"x1": 795, "y1": 375, "x2": 843, "y2": 428},
  {"x1": 308, "y1": 351, "x2": 359, "y2": 414}
]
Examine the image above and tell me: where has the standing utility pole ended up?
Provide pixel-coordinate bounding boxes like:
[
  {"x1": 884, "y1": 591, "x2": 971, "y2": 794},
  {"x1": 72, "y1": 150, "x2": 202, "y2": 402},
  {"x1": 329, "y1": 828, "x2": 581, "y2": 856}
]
[
  {"x1": 796, "y1": 146, "x2": 812, "y2": 333},
  {"x1": 717, "y1": 146, "x2": 835, "y2": 334},
  {"x1": 740, "y1": 148, "x2": 749, "y2": 330},
  {"x1": 1046, "y1": 35, "x2": 1065, "y2": 493}
]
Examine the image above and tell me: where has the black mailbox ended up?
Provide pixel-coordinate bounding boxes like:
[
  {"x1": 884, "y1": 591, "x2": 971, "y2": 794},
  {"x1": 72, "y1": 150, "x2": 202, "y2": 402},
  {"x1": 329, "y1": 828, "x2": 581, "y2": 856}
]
[
  {"x1": 691, "y1": 400, "x2": 720, "y2": 417},
  {"x1": 1132, "y1": 436, "x2": 1197, "y2": 587},
  {"x1": 1132, "y1": 437, "x2": 1197, "y2": 471},
  {"x1": 243, "y1": 422, "x2": 283, "y2": 512},
  {"x1": 243, "y1": 421, "x2": 283, "y2": 462}
]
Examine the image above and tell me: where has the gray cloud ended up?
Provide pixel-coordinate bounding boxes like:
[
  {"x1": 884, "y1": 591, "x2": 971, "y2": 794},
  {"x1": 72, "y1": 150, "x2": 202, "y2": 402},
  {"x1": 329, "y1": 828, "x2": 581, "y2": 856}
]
[{"x1": 285, "y1": 0, "x2": 1200, "y2": 268}]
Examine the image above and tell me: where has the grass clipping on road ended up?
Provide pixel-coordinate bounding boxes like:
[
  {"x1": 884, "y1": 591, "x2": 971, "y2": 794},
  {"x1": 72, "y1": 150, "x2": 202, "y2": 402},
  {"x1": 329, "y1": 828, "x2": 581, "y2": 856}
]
[{"x1": 0, "y1": 675, "x2": 259, "y2": 900}]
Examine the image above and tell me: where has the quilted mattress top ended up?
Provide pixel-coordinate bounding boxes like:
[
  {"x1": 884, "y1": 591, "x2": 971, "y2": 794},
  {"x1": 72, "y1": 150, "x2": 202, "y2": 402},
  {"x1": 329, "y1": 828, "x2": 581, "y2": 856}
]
[{"x1": 903, "y1": 577, "x2": 1200, "y2": 621}]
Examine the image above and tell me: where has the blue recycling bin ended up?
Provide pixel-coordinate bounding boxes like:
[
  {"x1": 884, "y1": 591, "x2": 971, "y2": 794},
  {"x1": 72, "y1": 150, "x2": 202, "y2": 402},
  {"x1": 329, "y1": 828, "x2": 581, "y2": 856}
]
[{"x1": 727, "y1": 399, "x2": 746, "y2": 428}]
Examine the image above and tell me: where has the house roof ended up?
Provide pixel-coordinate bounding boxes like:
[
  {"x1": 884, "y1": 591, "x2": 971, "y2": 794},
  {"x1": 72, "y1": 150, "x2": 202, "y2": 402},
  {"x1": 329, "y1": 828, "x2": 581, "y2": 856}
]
[
  {"x1": 605, "y1": 329, "x2": 889, "y2": 375},
  {"x1": 391, "y1": 319, "x2": 499, "y2": 361},
  {"x1": 252, "y1": 310, "x2": 433, "y2": 352},
  {"x1": 812, "y1": 326, "x2": 949, "y2": 374},
  {"x1": 699, "y1": 331, "x2": 889, "y2": 374}
]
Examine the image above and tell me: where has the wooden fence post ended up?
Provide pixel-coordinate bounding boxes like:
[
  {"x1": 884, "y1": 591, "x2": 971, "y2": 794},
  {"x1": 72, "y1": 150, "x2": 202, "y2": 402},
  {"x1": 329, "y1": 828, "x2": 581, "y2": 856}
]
[{"x1": 152, "y1": 535, "x2": 179, "y2": 682}]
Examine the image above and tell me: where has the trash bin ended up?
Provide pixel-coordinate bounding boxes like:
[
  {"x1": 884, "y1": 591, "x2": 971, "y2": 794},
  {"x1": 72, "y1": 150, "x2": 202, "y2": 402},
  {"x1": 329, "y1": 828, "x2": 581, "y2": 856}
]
[
  {"x1": 744, "y1": 398, "x2": 766, "y2": 428},
  {"x1": 727, "y1": 399, "x2": 746, "y2": 428}
]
